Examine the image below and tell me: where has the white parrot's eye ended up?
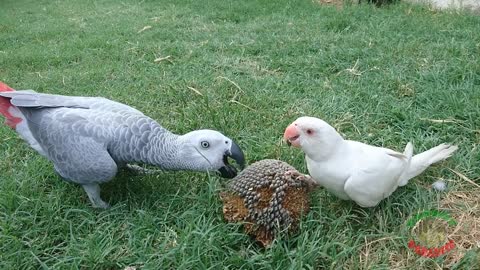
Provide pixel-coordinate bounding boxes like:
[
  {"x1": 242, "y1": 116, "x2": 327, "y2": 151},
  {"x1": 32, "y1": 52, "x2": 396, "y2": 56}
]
[
  {"x1": 306, "y1": 129, "x2": 314, "y2": 135},
  {"x1": 200, "y1": 141, "x2": 210, "y2": 148}
]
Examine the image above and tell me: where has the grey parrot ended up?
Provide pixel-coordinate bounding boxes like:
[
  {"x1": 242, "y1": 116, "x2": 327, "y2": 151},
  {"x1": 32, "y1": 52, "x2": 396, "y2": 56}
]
[{"x1": 0, "y1": 82, "x2": 245, "y2": 208}]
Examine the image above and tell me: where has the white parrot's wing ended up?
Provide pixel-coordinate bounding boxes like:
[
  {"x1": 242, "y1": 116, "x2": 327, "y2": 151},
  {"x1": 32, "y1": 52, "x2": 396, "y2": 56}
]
[{"x1": 343, "y1": 145, "x2": 409, "y2": 207}]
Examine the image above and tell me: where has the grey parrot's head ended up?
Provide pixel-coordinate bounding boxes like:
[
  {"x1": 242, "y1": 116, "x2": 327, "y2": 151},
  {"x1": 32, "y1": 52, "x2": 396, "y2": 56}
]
[{"x1": 180, "y1": 129, "x2": 245, "y2": 178}]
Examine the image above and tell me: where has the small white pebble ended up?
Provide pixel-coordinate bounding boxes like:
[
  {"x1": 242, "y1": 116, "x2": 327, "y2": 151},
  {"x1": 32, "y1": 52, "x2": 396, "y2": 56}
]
[{"x1": 432, "y1": 180, "x2": 447, "y2": 191}]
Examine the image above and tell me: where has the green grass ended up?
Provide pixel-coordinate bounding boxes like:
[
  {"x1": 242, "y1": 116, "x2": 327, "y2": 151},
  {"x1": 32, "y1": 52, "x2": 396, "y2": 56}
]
[{"x1": 1, "y1": 0, "x2": 479, "y2": 269}]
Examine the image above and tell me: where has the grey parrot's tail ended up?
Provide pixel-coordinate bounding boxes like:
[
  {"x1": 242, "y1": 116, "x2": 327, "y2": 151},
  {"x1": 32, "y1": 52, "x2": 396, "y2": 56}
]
[
  {"x1": 0, "y1": 81, "x2": 22, "y2": 129},
  {"x1": 0, "y1": 81, "x2": 47, "y2": 156}
]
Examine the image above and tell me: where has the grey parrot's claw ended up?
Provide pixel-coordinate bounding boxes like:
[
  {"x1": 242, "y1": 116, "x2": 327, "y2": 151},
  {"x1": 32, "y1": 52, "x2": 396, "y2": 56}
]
[
  {"x1": 92, "y1": 201, "x2": 111, "y2": 209},
  {"x1": 126, "y1": 164, "x2": 162, "y2": 175},
  {"x1": 82, "y1": 183, "x2": 110, "y2": 209}
]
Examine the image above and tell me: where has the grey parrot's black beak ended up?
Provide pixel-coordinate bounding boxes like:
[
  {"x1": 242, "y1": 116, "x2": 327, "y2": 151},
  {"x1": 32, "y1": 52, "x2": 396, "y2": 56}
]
[{"x1": 218, "y1": 140, "x2": 245, "y2": 178}]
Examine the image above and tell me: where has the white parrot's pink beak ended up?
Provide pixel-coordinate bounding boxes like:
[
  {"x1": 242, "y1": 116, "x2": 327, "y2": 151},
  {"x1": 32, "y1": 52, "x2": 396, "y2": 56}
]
[{"x1": 284, "y1": 124, "x2": 301, "y2": 147}]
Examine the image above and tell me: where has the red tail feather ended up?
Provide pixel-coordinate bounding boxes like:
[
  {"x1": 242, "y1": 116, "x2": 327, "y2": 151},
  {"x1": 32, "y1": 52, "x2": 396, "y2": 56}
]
[
  {"x1": 0, "y1": 81, "x2": 22, "y2": 128},
  {"x1": 0, "y1": 81, "x2": 14, "y2": 92}
]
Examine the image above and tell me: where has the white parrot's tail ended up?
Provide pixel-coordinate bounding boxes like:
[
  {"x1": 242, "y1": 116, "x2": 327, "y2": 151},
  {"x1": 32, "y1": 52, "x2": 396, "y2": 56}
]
[{"x1": 398, "y1": 143, "x2": 458, "y2": 186}]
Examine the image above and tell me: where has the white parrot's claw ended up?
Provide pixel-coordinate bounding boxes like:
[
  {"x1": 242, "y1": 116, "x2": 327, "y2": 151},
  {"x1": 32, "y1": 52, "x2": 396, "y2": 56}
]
[
  {"x1": 285, "y1": 170, "x2": 319, "y2": 189},
  {"x1": 301, "y1": 175, "x2": 319, "y2": 189}
]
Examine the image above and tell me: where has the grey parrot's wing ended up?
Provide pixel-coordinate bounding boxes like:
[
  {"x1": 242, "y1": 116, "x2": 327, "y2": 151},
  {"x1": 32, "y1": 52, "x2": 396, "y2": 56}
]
[
  {"x1": 1, "y1": 91, "x2": 154, "y2": 160},
  {"x1": 21, "y1": 108, "x2": 123, "y2": 185},
  {"x1": 0, "y1": 91, "x2": 144, "y2": 115},
  {"x1": 0, "y1": 90, "x2": 86, "y2": 108}
]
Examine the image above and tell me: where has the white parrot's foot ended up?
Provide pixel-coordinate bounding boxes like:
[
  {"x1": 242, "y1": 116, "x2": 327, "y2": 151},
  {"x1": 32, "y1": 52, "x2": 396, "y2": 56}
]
[
  {"x1": 284, "y1": 170, "x2": 319, "y2": 189},
  {"x1": 284, "y1": 169, "x2": 302, "y2": 179},
  {"x1": 126, "y1": 164, "x2": 162, "y2": 175},
  {"x1": 398, "y1": 178, "x2": 409, "y2": 187},
  {"x1": 82, "y1": 184, "x2": 110, "y2": 209},
  {"x1": 299, "y1": 175, "x2": 320, "y2": 190}
]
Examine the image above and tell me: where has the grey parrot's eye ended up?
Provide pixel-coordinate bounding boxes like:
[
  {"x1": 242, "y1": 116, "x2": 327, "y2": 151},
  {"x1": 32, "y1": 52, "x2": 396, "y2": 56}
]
[{"x1": 201, "y1": 141, "x2": 210, "y2": 148}]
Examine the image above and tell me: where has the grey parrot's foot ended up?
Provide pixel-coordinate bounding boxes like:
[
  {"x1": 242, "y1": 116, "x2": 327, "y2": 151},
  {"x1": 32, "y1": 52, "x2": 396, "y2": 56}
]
[
  {"x1": 82, "y1": 184, "x2": 110, "y2": 209},
  {"x1": 126, "y1": 164, "x2": 162, "y2": 175}
]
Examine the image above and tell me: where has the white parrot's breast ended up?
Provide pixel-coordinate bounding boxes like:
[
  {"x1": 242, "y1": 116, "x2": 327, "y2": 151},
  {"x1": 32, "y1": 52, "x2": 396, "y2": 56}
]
[{"x1": 306, "y1": 156, "x2": 351, "y2": 200}]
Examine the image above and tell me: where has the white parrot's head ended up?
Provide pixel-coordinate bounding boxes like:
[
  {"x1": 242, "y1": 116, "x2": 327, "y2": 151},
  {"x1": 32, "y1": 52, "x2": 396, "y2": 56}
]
[
  {"x1": 283, "y1": 116, "x2": 343, "y2": 160},
  {"x1": 180, "y1": 129, "x2": 245, "y2": 178}
]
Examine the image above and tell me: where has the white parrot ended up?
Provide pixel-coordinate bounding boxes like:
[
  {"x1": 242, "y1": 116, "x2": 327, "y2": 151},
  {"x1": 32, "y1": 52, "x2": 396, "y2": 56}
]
[{"x1": 283, "y1": 116, "x2": 458, "y2": 207}]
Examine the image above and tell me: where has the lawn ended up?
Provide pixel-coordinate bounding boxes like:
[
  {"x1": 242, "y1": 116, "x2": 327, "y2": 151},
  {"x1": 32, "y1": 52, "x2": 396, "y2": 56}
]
[{"x1": 1, "y1": 0, "x2": 479, "y2": 269}]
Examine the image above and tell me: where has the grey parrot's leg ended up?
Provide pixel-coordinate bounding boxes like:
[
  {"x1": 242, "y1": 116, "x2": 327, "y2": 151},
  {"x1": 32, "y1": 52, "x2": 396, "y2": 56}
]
[
  {"x1": 126, "y1": 164, "x2": 162, "y2": 175},
  {"x1": 82, "y1": 184, "x2": 110, "y2": 209}
]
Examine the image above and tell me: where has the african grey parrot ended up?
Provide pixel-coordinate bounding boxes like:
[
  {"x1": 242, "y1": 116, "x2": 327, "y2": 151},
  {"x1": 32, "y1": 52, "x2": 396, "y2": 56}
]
[
  {"x1": 283, "y1": 116, "x2": 457, "y2": 207},
  {"x1": 0, "y1": 82, "x2": 245, "y2": 208}
]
